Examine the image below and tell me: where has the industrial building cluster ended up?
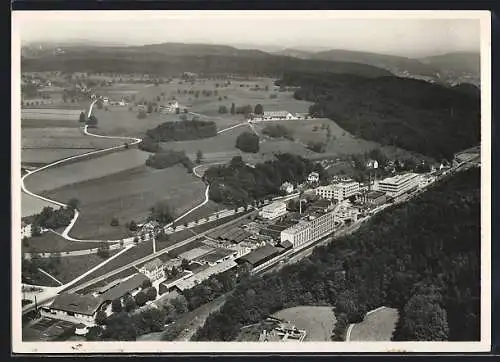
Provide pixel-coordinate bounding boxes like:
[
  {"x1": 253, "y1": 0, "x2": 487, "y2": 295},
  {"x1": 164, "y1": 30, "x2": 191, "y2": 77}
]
[{"x1": 34, "y1": 166, "x2": 443, "y2": 335}]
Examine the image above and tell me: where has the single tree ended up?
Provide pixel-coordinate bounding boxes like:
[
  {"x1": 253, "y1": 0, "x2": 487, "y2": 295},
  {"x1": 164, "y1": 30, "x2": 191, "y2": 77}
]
[
  {"x1": 123, "y1": 293, "x2": 136, "y2": 312},
  {"x1": 67, "y1": 198, "x2": 80, "y2": 210},
  {"x1": 79, "y1": 111, "x2": 86, "y2": 123},
  {"x1": 142, "y1": 278, "x2": 153, "y2": 289},
  {"x1": 111, "y1": 299, "x2": 123, "y2": 314},
  {"x1": 230, "y1": 102, "x2": 236, "y2": 115},
  {"x1": 134, "y1": 291, "x2": 148, "y2": 307},
  {"x1": 95, "y1": 309, "x2": 107, "y2": 325},
  {"x1": 195, "y1": 150, "x2": 203, "y2": 164},
  {"x1": 146, "y1": 287, "x2": 157, "y2": 301},
  {"x1": 254, "y1": 104, "x2": 264, "y2": 115},
  {"x1": 110, "y1": 217, "x2": 119, "y2": 227}
]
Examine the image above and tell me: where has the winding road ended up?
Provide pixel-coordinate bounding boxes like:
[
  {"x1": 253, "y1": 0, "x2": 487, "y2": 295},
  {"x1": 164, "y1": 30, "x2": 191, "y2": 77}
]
[{"x1": 21, "y1": 100, "x2": 246, "y2": 253}]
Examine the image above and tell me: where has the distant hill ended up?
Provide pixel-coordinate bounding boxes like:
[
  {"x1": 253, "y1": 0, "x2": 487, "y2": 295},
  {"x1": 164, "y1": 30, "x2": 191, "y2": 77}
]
[
  {"x1": 310, "y1": 49, "x2": 439, "y2": 78},
  {"x1": 274, "y1": 48, "x2": 313, "y2": 59},
  {"x1": 420, "y1": 52, "x2": 480, "y2": 74},
  {"x1": 278, "y1": 71, "x2": 480, "y2": 160},
  {"x1": 21, "y1": 42, "x2": 392, "y2": 79},
  {"x1": 420, "y1": 52, "x2": 480, "y2": 86}
]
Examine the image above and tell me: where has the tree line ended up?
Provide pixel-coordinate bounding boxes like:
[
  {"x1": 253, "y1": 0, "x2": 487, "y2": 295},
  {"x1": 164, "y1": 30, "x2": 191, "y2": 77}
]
[
  {"x1": 276, "y1": 72, "x2": 480, "y2": 160},
  {"x1": 193, "y1": 168, "x2": 480, "y2": 341},
  {"x1": 145, "y1": 120, "x2": 217, "y2": 142}
]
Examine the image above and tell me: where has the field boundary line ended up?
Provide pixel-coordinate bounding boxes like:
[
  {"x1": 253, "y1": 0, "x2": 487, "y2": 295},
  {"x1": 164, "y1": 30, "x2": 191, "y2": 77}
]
[{"x1": 37, "y1": 268, "x2": 63, "y2": 286}]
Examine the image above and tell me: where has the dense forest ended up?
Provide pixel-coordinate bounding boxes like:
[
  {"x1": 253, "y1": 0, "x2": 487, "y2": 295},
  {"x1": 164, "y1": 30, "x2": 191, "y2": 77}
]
[
  {"x1": 203, "y1": 154, "x2": 327, "y2": 206},
  {"x1": 276, "y1": 72, "x2": 480, "y2": 160},
  {"x1": 21, "y1": 44, "x2": 392, "y2": 79},
  {"x1": 145, "y1": 120, "x2": 217, "y2": 142},
  {"x1": 194, "y1": 168, "x2": 480, "y2": 341}
]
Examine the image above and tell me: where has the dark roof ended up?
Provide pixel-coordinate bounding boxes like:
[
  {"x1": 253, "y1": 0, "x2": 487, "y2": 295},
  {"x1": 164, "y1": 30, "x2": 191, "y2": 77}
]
[
  {"x1": 238, "y1": 245, "x2": 281, "y2": 266},
  {"x1": 310, "y1": 199, "x2": 332, "y2": 209},
  {"x1": 366, "y1": 190, "x2": 386, "y2": 199},
  {"x1": 50, "y1": 293, "x2": 103, "y2": 316},
  {"x1": 197, "y1": 248, "x2": 236, "y2": 264},
  {"x1": 99, "y1": 273, "x2": 149, "y2": 302}
]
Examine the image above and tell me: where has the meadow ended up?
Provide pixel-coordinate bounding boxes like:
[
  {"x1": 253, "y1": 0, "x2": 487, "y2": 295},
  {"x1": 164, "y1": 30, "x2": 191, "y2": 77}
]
[
  {"x1": 44, "y1": 164, "x2": 207, "y2": 240},
  {"x1": 24, "y1": 148, "x2": 150, "y2": 194},
  {"x1": 22, "y1": 230, "x2": 112, "y2": 254},
  {"x1": 348, "y1": 307, "x2": 399, "y2": 341}
]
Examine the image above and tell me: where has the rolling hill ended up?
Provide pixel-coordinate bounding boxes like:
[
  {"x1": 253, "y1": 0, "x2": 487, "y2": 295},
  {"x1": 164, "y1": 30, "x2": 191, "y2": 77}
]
[{"x1": 21, "y1": 42, "x2": 393, "y2": 79}]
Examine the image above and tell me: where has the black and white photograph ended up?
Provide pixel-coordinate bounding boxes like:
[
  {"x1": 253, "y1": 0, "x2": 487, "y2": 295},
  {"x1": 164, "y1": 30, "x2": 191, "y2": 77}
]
[{"x1": 11, "y1": 10, "x2": 491, "y2": 353}]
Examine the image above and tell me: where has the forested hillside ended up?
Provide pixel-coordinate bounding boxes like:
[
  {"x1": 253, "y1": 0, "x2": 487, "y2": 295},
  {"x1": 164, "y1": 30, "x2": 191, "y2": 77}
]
[
  {"x1": 277, "y1": 72, "x2": 480, "y2": 160},
  {"x1": 194, "y1": 168, "x2": 480, "y2": 341}
]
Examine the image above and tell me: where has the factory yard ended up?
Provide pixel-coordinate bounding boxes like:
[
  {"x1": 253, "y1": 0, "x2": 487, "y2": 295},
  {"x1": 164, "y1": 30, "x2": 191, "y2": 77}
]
[{"x1": 272, "y1": 306, "x2": 337, "y2": 341}]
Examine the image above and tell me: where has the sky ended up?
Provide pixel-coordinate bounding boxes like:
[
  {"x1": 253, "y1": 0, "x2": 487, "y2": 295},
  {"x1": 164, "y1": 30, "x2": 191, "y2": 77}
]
[{"x1": 14, "y1": 11, "x2": 484, "y2": 57}]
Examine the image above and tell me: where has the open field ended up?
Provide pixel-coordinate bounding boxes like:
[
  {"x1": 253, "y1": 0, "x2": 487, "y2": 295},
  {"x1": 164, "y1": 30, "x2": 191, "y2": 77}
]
[
  {"x1": 32, "y1": 251, "x2": 120, "y2": 287},
  {"x1": 22, "y1": 148, "x2": 97, "y2": 165},
  {"x1": 21, "y1": 193, "x2": 59, "y2": 218},
  {"x1": 44, "y1": 164, "x2": 206, "y2": 240},
  {"x1": 21, "y1": 127, "x2": 121, "y2": 149},
  {"x1": 22, "y1": 108, "x2": 84, "y2": 121},
  {"x1": 254, "y1": 118, "x2": 379, "y2": 156},
  {"x1": 24, "y1": 148, "x2": 150, "y2": 194},
  {"x1": 349, "y1": 307, "x2": 399, "y2": 341},
  {"x1": 272, "y1": 306, "x2": 337, "y2": 341},
  {"x1": 22, "y1": 230, "x2": 115, "y2": 254},
  {"x1": 91, "y1": 107, "x2": 171, "y2": 138},
  {"x1": 22, "y1": 269, "x2": 61, "y2": 288}
]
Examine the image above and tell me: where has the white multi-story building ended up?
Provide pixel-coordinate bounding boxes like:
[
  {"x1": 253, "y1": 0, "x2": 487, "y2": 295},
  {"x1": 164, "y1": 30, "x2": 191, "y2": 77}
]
[
  {"x1": 138, "y1": 258, "x2": 165, "y2": 281},
  {"x1": 260, "y1": 201, "x2": 287, "y2": 220},
  {"x1": 315, "y1": 181, "x2": 360, "y2": 201},
  {"x1": 376, "y1": 173, "x2": 420, "y2": 197},
  {"x1": 280, "y1": 211, "x2": 335, "y2": 248}
]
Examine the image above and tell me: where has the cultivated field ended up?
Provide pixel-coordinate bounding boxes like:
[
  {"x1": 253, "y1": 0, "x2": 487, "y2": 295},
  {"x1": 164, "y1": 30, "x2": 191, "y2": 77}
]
[
  {"x1": 22, "y1": 108, "x2": 84, "y2": 121},
  {"x1": 24, "y1": 148, "x2": 150, "y2": 194},
  {"x1": 44, "y1": 164, "x2": 206, "y2": 240},
  {"x1": 22, "y1": 127, "x2": 121, "y2": 149},
  {"x1": 349, "y1": 307, "x2": 399, "y2": 341},
  {"x1": 272, "y1": 306, "x2": 337, "y2": 341},
  {"x1": 22, "y1": 148, "x2": 97, "y2": 165}
]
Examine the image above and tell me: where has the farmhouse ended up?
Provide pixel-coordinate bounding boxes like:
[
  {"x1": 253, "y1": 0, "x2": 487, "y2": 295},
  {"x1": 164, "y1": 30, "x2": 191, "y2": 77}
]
[
  {"x1": 40, "y1": 293, "x2": 104, "y2": 327},
  {"x1": 253, "y1": 111, "x2": 297, "y2": 121}
]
